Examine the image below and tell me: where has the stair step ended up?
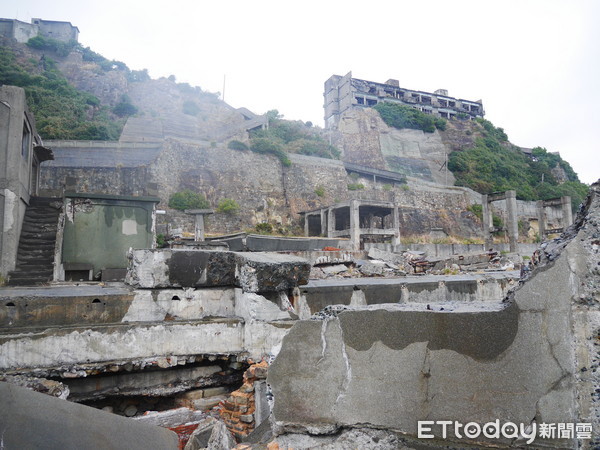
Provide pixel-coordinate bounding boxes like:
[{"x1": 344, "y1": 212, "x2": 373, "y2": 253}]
[
  {"x1": 19, "y1": 231, "x2": 57, "y2": 240},
  {"x1": 17, "y1": 261, "x2": 54, "y2": 267},
  {"x1": 10, "y1": 265, "x2": 53, "y2": 273},
  {"x1": 17, "y1": 241, "x2": 56, "y2": 248},
  {"x1": 23, "y1": 214, "x2": 60, "y2": 221},
  {"x1": 8, "y1": 277, "x2": 52, "y2": 286}
]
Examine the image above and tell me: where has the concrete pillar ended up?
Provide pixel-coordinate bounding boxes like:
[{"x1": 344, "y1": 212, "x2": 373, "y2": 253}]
[
  {"x1": 350, "y1": 200, "x2": 360, "y2": 251},
  {"x1": 320, "y1": 209, "x2": 327, "y2": 237},
  {"x1": 482, "y1": 195, "x2": 492, "y2": 250},
  {"x1": 505, "y1": 190, "x2": 518, "y2": 253},
  {"x1": 194, "y1": 215, "x2": 205, "y2": 241},
  {"x1": 537, "y1": 200, "x2": 546, "y2": 239},
  {"x1": 327, "y1": 208, "x2": 335, "y2": 238},
  {"x1": 304, "y1": 214, "x2": 309, "y2": 237},
  {"x1": 391, "y1": 204, "x2": 401, "y2": 248},
  {"x1": 561, "y1": 196, "x2": 573, "y2": 229}
]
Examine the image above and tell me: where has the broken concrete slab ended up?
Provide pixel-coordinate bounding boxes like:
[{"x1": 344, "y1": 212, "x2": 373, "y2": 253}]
[
  {"x1": 234, "y1": 252, "x2": 310, "y2": 293},
  {"x1": 367, "y1": 247, "x2": 406, "y2": 266},
  {"x1": 133, "y1": 407, "x2": 206, "y2": 428},
  {"x1": 320, "y1": 264, "x2": 349, "y2": 275},
  {"x1": 64, "y1": 365, "x2": 230, "y2": 401},
  {"x1": 125, "y1": 249, "x2": 310, "y2": 292},
  {"x1": 184, "y1": 418, "x2": 236, "y2": 450},
  {"x1": 0, "y1": 381, "x2": 179, "y2": 449}
]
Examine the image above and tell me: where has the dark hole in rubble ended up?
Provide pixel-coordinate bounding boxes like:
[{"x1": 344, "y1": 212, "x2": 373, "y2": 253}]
[
  {"x1": 92, "y1": 298, "x2": 101, "y2": 304},
  {"x1": 57, "y1": 359, "x2": 249, "y2": 418},
  {"x1": 172, "y1": 295, "x2": 181, "y2": 301},
  {"x1": 6, "y1": 302, "x2": 15, "y2": 307}
]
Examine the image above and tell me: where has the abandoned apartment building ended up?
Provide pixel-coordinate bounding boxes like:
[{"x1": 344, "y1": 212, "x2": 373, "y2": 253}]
[
  {"x1": 0, "y1": 69, "x2": 597, "y2": 449},
  {"x1": 324, "y1": 71, "x2": 484, "y2": 128}
]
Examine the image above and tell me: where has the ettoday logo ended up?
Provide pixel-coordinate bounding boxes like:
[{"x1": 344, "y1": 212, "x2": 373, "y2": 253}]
[{"x1": 418, "y1": 420, "x2": 592, "y2": 444}]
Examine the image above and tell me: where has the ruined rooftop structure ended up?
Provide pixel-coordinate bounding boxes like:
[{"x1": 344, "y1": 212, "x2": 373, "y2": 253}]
[
  {"x1": 0, "y1": 18, "x2": 79, "y2": 44},
  {"x1": 324, "y1": 71, "x2": 485, "y2": 129}
]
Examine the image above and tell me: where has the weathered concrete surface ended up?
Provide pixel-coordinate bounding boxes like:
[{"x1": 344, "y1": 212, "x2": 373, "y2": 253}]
[
  {"x1": 0, "y1": 283, "x2": 297, "y2": 371},
  {"x1": 268, "y1": 182, "x2": 600, "y2": 448},
  {"x1": 0, "y1": 381, "x2": 179, "y2": 449},
  {"x1": 125, "y1": 249, "x2": 310, "y2": 292},
  {"x1": 296, "y1": 272, "x2": 518, "y2": 317}
]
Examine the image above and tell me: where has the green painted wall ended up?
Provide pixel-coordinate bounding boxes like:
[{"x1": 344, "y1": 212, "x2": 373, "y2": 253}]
[{"x1": 62, "y1": 195, "x2": 157, "y2": 273}]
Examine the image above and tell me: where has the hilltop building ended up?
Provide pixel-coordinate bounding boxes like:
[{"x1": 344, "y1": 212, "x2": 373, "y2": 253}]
[
  {"x1": 0, "y1": 18, "x2": 79, "y2": 44},
  {"x1": 324, "y1": 71, "x2": 484, "y2": 129}
]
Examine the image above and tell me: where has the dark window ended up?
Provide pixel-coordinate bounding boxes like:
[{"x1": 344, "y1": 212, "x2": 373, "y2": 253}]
[{"x1": 21, "y1": 121, "x2": 31, "y2": 161}]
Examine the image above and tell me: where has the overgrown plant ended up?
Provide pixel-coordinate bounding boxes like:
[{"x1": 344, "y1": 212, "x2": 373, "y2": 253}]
[
  {"x1": 168, "y1": 190, "x2": 210, "y2": 211},
  {"x1": 217, "y1": 198, "x2": 239, "y2": 215},
  {"x1": 373, "y1": 102, "x2": 446, "y2": 133}
]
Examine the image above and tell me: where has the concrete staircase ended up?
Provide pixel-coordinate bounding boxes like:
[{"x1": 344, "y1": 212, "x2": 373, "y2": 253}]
[{"x1": 8, "y1": 197, "x2": 63, "y2": 286}]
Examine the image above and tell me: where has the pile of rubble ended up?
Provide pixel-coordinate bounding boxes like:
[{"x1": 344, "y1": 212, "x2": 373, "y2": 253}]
[{"x1": 310, "y1": 247, "x2": 525, "y2": 279}]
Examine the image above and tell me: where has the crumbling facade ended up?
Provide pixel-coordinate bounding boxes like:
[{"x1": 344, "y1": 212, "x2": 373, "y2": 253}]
[
  {"x1": 0, "y1": 86, "x2": 53, "y2": 278},
  {"x1": 0, "y1": 17, "x2": 79, "y2": 44},
  {"x1": 324, "y1": 71, "x2": 485, "y2": 129}
]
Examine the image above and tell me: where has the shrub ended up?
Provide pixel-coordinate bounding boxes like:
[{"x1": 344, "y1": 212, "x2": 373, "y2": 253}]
[
  {"x1": 168, "y1": 190, "x2": 210, "y2": 211},
  {"x1": 467, "y1": 204, "x2": 483, "y2": 220},
  {"x1": 183, "y1": 100, "x2": 200, "y2": 116},
  {"x1": 314, "y1": 186, "x2": 325, "y2": 197},
  {"x1": 250, "y1": 138, "x2": 291, "y2": 166},
  {"x1": 27, "y1": 36, "x2": 78, "y2": 57},
  {"x1": 347, "y1": 183, "x2": 365, "y2": 191},
  {"x1": 255, "y1": 222, "x2": 273, "y2": 234},
  {"x1": 113, "y1": 101, "x2": 137, "y2": 117},
  {"x1": 217, "y1": 198, "x2": 239, "y2": 215},
  {"x1": 228, "y1": 140, "x2": 249, "y2": 151}
]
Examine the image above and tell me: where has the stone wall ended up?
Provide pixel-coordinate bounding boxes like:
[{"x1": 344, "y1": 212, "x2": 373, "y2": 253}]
[
  {"x1": 40, "y1": 136, "x2": 555, "y2": 240},
  {"x1": 331, "y1": 108, "x2": 455, "y2": 186}
]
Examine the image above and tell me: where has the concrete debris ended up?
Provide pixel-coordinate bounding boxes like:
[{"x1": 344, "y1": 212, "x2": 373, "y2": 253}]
[
  {"x1": 184, "y1": 418, "x2": 236, "y2": 450},
  {"x1": 126, "y1": 249, "x2": 310, "y2": 292},
  {"x1": 132, "y1": 407, "x2": 207, "y2": 428},
  {"x1": 320, "y1": 264, "x2": 349, "y2": 275},
  {"x1": 0, "y1": 374, "x2": 70, "y2": 399}
]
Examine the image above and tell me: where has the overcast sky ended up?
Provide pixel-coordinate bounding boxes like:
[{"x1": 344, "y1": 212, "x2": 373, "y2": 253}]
[{"x1": 3, "y1": 0, "x2": 599, "y2": 184}]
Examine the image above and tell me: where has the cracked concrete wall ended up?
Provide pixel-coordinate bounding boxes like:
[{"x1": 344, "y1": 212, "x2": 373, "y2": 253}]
[
  {"x1": 0, "y1": 282, "x2": 298, "y2": 371},
  {"x1": 268, "y1": 182, "x2": 600, "y2": 448}
]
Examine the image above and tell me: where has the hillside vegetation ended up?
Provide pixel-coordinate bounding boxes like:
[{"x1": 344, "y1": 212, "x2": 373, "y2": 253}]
[
  {"x1": 373, "y1": 102, "x2": 446, "y2": 133},
  {"x1": 0, "y1": 39, "x2": 128, "y2": 139},
  {"x1": 448, "y1": 118, "x2": 588, "y2": 210},
  {"x1": 250, "y1": 111, "x2": 341, "y2": 160}
]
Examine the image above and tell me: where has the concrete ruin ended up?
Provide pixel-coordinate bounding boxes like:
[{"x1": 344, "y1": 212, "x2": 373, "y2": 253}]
[
  {"x1": 0, "y1": 17, "x2": 79, "y2": 44},
  {"x1": 0, "y1": 85, "x2": 54, "y2": 279},
  {"x1": 302, "y1": 199, "x2": 400, "y2": 251},
  {"x1": 324, "y1": 72, "x2": 484, "y2": 129},
  {"x1": 267, "y1": 181, "x2": 600, "y2": 448}
]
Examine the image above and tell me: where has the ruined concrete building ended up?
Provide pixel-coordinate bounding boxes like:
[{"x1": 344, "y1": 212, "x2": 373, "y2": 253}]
[
  {"x1": 0, "y1": 86, "x2": 54, "y2": 279},
  {"x1": 324, "y1": 71, "x2": 485, "y2": 129},
  {"x1": 0, "y1": 18, "x2": 79, "y2": 43}
]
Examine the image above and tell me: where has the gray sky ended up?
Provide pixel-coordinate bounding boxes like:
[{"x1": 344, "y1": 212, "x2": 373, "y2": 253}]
[{"x1": 3, "y1": 0, "x2": 599, "y2": 184}]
